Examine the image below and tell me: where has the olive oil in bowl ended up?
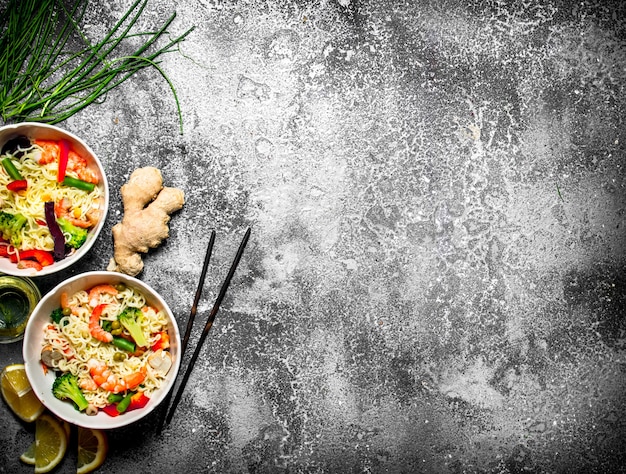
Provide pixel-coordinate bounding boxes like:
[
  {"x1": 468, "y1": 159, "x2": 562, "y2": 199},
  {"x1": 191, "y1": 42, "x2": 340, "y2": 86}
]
[{"x1": 0, "y1": 276, "x2": 40, "y2": 343}]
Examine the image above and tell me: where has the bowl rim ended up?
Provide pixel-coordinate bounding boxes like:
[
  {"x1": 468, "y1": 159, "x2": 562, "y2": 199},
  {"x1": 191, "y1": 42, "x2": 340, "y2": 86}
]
[
  {"x1": 0, "y1": 122, "x2": 109, "y2": 277},
  {"x1": 22, "y1": 271, "x2": 181, "y2": 429}
]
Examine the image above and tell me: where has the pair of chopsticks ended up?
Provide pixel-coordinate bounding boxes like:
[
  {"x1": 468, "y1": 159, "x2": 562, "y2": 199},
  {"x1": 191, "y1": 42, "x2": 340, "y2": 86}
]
[{"x1": 157, "y1": 227, "x2": 251, "y2": 433}]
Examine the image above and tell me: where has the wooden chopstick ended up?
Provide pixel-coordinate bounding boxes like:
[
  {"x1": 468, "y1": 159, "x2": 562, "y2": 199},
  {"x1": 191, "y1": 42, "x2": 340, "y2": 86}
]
[
  {"x1": 156, "y1": 230, "x2": 216, "y2": 434},
  {"x1": 181, "y1": 231, "x2": 216, "y2": 354},
  {"x1": 163, "y1": 227, "x2": 251, "y2": 428}
]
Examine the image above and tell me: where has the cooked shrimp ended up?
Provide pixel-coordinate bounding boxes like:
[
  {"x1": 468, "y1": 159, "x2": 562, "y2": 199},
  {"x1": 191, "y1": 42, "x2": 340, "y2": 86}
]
[
  {"x1": 89, "y1": 304, "x2": 113, "y2": 343},
  {"x1": 54, "y1": 197, "x2": 93, "y2": 229},
  {"x1": 17, "y1": 260, "x2": 42, "y2": 271},
  {"x1": 85, "y1": 207, "x2": 101, "y2": 226},
  {"x1": 35, "y1": 139, "x2": 59, "y2": 164},
  {"x1": 71, "y1": 159, "x2": 99, "y2": 184},
  {"x1": 60, "y1": 292, "x2": 70, "y2": 310},
  {"x1": 57, "y1": 292, "x2": 80, "y2": 316},
  {"x1": 80, "y1": 378, "x2": 98, "y2": 391},
  {"x1": 88, "y1": 284, "x2": 118, "y2": 307},
  {"x1": 67, "y1": 149, "x2": 98, "y2": 183},
  {"x1": 87, "y1": 358, "x2": 147, "y2": 394},
  {"x1": 35, "y1": 139, "x2": 98, "y2": 184}
]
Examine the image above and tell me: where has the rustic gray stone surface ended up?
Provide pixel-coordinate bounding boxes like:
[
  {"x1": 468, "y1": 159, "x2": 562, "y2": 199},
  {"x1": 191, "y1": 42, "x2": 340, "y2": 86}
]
[{"x1": 1, "y1": 0, "x2": 625, "y2": 472}]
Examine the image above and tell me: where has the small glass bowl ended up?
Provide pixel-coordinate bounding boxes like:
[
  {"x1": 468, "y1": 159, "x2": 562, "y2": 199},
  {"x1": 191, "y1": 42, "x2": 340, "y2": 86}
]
[{"x1": 0, "y1": 275, "x2": 41, "y2": 343}]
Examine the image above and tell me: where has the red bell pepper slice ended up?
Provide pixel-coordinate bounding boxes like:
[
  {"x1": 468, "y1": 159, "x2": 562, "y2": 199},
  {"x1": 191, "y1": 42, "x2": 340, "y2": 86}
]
[
  {"x1": 57, "y1": 139, "x2": 69, "y2": 182},
  {"x1": 6, "y1": 179, "x2": 27, "y2": 192},
  {"x1": 0, "y1": 244, "x2": 13, "y2": 257},
  {"x1": 102, "y1": 404, "x2": 120, "y2": 417},
  {"x1": 151, "y1": 331, "x2": 170, "y2": 351},
  {"x1": 128, "y1": 392, "x2": 150, "y2": 412},
  {"x1": 102, "y1": 392, "x2": 148, "y2": 416},
  {"x1": 11, "y1": 249, "x2": 54, "y2": 267}
]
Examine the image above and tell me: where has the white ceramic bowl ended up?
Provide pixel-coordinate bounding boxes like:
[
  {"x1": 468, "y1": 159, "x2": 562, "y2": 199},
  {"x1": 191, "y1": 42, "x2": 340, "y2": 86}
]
[
  {"x1": 0, "y1": 122, "x2": 108, "y2": 277},
  {"x1": 23, "y1": 271, "x2": 181, "y2": 429}
]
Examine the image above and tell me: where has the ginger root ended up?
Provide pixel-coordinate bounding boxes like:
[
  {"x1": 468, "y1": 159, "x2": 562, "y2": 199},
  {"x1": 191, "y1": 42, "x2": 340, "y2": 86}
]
[{"x1": 107, "y1": 167, "x2": 184, "y2": 276}]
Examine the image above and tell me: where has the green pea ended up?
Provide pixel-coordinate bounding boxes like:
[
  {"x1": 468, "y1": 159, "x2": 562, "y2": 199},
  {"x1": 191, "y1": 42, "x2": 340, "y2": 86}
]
[
  {"x1": 113, "y1": 352, "x2": 126, "y2": 362},
  {"x1": 111, "y1": 320, "x2": 121, "y2": 330}
]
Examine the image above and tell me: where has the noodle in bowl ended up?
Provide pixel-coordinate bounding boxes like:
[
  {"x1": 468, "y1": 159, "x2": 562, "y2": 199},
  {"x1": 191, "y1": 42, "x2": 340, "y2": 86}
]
[
  {"x1": 23, "y1": 272, "x2": 181, "y2": 429},
  {"x1": 0, "y1": 123, "x2": 108, "y2": 277}
]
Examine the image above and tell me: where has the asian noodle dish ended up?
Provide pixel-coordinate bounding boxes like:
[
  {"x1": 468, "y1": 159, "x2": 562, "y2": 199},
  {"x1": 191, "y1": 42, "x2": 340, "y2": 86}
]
[
  {"x1": 0, "y1": 134, "x2": 103, "y2": 271},
  {"x1": 40, "y1": 282, "x2": 173, "y2": 416}
]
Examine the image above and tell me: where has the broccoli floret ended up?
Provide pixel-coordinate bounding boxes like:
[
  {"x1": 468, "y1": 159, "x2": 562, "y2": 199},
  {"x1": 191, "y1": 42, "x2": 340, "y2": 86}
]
[
  {"x1": 50, "y1": 307, "x2": 64, "y2": 325},
  {"x1": 56, "y1": 217, "x2": 88, "y2": 249},
  {"x1": 50, "y1": 307, "x2": 69, "y2": 326},
  {"x1": 118, "y1": 307, "x2": 148, "y2": 348},
  {"x1": 101, "y1": 319, "x2": 112, "y2": 332},
  {"x1": 0, "y1": 211, "x2": 26, "y2": 247},
  {"x1": 52, "y1": 372, "x2": 89, "y2": 411}
]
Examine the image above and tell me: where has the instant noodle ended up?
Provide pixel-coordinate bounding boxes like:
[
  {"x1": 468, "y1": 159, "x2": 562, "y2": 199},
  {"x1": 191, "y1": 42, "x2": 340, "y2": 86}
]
[
  {"x1": 41, "y1": 282, "x2": 172, "y2": 416},
  {"x1": 0, "y1": 135, "x2": 103, "y2": 271}
]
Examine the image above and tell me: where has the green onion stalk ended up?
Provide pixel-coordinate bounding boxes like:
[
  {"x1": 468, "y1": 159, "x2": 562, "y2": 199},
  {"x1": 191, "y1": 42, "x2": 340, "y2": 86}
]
[{"x1": 0, "y1": 0, "x2": 194, "y2": 133}]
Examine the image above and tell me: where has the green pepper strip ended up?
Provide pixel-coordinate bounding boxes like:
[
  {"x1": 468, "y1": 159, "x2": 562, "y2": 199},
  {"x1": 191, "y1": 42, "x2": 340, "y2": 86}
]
[
  {"x1": 112, "y1": 336, "x2": 136, "y2": 353},
  {"x1": 107, "y1": 393, "x2": 124, "y2": 404},
  {"x1": 62, "y1": 176, "x2": 95, "y2": 192},
  {"x1": 2, "y1": 158, "x2": 23, "y2": 180},
  {"x1": 116, "y1": 391, "x2": 134, "y2": 414}
]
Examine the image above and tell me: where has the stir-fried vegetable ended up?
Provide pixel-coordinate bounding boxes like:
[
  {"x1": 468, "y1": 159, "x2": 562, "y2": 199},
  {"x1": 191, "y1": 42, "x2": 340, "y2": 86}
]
[
  {"x1": 57, "y1": 140, "x2": 69, "y2": 182},
  {"x1": 1, "y1": 136, "x2": 30, "y2": 157},
  {"x1": 44, "y1": 201, "x2": 66, "y2": 260},
  {"x1": 0, "y1": 211, "x2": 26, "y2": 247},
  {"x1": 56, "y1": 218, "x2": 89, "y2": 249},
  {"x1": 0, "y1": 0, "x2": 194, "y2": 132},
  {"x1": 61, "y1": 176, "x2": 95, "y2": 192},
  {"x1": 102, "y1": 391, "x2": 149, "y2": 417},
  {"x1": 1, "y1": 158, "x2": 22, "y2": 180},
  {"x1": 52, "y1": 372, "x2": 89, "y2": 411},
  {"x1": 118, "y1": 307, "x2": 149, "y2": 348},
  {"x1": 12, "y1": 249, "x2": 54, "y2": 267},
  {"x1": 112, "y1": 336, "x2": 136, "y2": 353},
  {"x1": 6, "y1": 179, "x2": 27, "y2": 192}
]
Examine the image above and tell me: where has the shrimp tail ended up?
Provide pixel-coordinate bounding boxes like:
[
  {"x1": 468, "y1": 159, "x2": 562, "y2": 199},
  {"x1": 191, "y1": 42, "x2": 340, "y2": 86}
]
[
  {"x1": 88, "y1": 304, "x2": 113, "y2": 343},
  {"x1": 88, "y1": 284, "x2": 118, "y2": 308}
]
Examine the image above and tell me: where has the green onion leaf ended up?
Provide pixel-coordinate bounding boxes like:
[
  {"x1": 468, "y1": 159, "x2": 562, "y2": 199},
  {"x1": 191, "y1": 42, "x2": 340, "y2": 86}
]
[{"x1": 0, "y1": 0, "x2": 194, "y2": 133}]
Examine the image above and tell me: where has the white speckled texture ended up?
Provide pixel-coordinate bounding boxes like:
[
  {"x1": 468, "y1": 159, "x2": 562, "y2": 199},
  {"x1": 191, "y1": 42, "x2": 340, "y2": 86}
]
[{"x1": 1, "y1": 0, "x2": 625, "y2": 472}]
